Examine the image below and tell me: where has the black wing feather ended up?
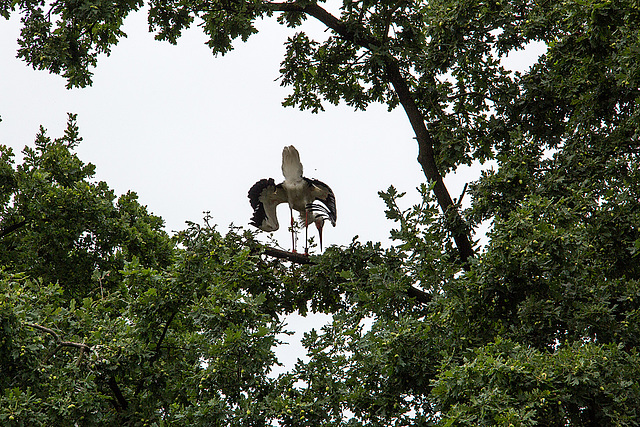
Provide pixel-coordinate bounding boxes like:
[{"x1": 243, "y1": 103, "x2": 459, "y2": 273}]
[
  {"x1": 248, "y1": 178, "x2": 275, "y2": 228},
  {"x1": 305, "y1": 178, "x2": 337, "y2": 226}
]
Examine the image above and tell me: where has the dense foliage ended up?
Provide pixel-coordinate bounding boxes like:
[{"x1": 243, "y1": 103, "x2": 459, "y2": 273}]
[{"x1": 3, "y1": 0, "x2": 640, "y2": 425}]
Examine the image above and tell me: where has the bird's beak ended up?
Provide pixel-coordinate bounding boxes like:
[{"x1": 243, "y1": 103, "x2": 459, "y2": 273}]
[{"x1": 315, "y1": 219, "x2": 325, "y2": 251}]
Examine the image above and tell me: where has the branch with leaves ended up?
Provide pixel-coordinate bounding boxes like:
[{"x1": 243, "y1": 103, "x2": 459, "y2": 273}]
[
  {"x1": 259, "y1": 245, "x2": 432, "y2": 304},
  {"x1": 0, "y1": 219, "x2": 28, "y2": 239},
  {"x1": 25, "y1": 323, "x2": 95, "y2": 365}
]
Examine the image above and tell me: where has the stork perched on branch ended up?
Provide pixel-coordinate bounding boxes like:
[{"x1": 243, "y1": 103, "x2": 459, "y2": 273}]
[{"x1": 248, "y1": 145, "x2": 337, "y2": 254}]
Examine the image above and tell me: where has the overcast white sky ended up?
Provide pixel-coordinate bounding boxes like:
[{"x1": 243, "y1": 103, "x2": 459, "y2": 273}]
[
  {"x1": 1, "y1": 6, "x2": 545, "y2": 372},
  {"x1": 1, "y1": 9, "x2": 433, "y2": 248}
]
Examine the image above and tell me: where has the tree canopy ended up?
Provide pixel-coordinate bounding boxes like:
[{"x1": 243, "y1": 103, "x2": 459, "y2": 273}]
[{"x1": 2, "y1": 0, "x2": 640, "y2": 425}]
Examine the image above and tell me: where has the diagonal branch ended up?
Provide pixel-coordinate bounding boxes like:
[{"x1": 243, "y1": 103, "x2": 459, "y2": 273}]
[
  {"x1": 108, "y1": 375, "x2": 129, "y2": 411},
  {"x1": 25, "y1": 323, "x2": 93, "y2": 357},
  {"x1": 0, "y1": 219, "x2": 28, "y2": 239},
  {"x1": 384, "y1": 64, "x2": 474, "y2": 267},
  {"x1": 151, "y1": 310, "x2": 178, "y2": 366}
]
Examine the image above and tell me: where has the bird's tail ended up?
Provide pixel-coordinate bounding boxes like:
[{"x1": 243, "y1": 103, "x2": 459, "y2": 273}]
[{"x1": 281, "y1": 145, "x2": 303, "y2": 181}]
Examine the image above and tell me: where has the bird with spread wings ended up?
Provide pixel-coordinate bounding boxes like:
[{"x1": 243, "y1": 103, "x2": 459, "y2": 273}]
[{"x1": 248, "y1": 145, "x2": 337, "y2": 254}]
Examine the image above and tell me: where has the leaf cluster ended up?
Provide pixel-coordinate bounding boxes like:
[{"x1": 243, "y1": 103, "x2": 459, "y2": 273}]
[{"x1": 1, "y1": 114, "x2": 172, "y2": 299}]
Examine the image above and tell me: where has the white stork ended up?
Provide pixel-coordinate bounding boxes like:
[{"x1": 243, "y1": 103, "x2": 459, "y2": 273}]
[{"x1": 248, "y1": 145, "x2": 337, "y2": 254}]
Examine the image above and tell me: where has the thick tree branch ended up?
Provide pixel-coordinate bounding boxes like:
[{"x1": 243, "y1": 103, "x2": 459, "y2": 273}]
[
  {"x1": 0, "y1": 219, "x2": 28, "y2": 239},
  {"x1": 265, "y1": 1, "x2": 474, "y2": 267},
  {"x1": 263, "y1": 246, "x2": 314, "y2": 264},
  {"x1": 108, "y1": 375, "x2": 129, "y2": 411},
  {"x1": 385, "y1": 64, "x2": 474, "y2": 267},
  {"x1": 266, "y1": 3, "x2": 348, "y2": 34},
  {"x1": 406, "y1": 286, "x2": 432, "y2": 305}
]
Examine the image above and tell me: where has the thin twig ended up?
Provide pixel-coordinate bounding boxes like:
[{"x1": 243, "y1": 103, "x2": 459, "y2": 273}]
[{"x1": 455, "y1": 183, "x2": 468, "y2": 206}]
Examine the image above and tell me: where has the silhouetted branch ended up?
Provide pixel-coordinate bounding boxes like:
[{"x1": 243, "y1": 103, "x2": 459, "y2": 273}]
[
  {"x1": 455, "y1": 183, "x2": 468, "y2": 206},
  {"x1": 262, "y1": 246, "x2": 315, "y2": 264},
  {"x1": 0, "y1": 219, "x2": 28, "y2": 238},
  {"x1": 135, "y1": 310, "x2": 178, "y2": 396},
  {"x1": 108, "y1": 375, "x2": 129, "y2": 411},
  {"x1": 153, "y1": 310, "x2": 177, "y2": 365},
  {"x1": 406, "y1": 286, "x2": 432, "y2": 305}
]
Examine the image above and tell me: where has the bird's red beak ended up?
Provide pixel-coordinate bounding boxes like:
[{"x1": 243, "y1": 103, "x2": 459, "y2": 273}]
[{"x1": 315, "y1": 219, "x2": 325, "y2": 251}]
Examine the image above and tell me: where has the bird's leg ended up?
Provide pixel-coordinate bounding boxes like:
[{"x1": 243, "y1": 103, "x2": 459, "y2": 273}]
[
  {"x1": 290, "y1": 206, "x2": 296, "y2": 253},
  {"x1": 304, "y1": 210, "x2": 309, "y2": 255}
]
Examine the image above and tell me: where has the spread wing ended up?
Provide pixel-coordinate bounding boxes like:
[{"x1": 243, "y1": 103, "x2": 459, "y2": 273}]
[
  {"x1": 248, "y1": 178, "x2": 287, "y2": 231},
  {"x1": 304, "y1": 178, "x2": 337, "y2": 226}
]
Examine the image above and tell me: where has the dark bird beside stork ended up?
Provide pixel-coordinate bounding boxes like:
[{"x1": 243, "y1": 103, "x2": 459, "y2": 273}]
[{"x1": 248, "y1": 145, "x2": 337, "y2": 254}]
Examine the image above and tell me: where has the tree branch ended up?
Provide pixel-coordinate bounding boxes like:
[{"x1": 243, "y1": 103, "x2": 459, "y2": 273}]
[
  {"x1": 0, "y1": 219, "x2": 28, "y2": 239},
  {"x1": 455, "y1": 183, "x2": 468, "y2": 206},
  {"x1": 262, "y1": 246, "x2": 314, "y2": 264},
  {"x1": 384, "y1": 61, "x2": 474, "y2": 268},
  {"x1": 265, "y1": 2, "x2": 350, "y2": 37},
  {"x1": 108, "y1": 375, "x2": 129, "y2": 411},
  {"x1": 152, "y1": 310, "x2": 177, "y2": 365},
  {"x1": 25, "y1": 323, "x2": 93, "y2": 357},
  {"x1": 406, "y1": 286, "x2": 432, "y2": 305},
  {"x1": 25, "y1": 323, "x2": 129, "y2": 410}
]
